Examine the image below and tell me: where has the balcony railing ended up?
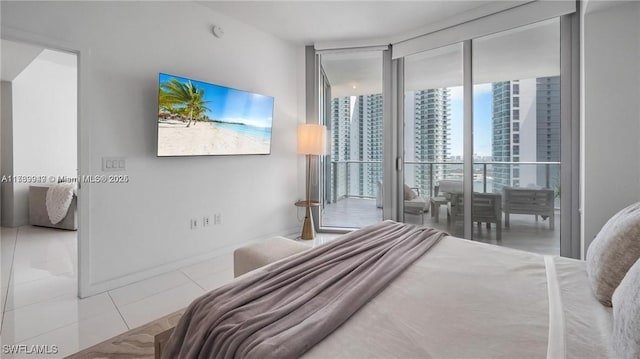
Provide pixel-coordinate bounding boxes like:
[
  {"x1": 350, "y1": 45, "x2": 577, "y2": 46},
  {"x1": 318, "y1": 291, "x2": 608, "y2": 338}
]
[{"x1": 328, "y1": 160, "x2": 561, "y2": 204}]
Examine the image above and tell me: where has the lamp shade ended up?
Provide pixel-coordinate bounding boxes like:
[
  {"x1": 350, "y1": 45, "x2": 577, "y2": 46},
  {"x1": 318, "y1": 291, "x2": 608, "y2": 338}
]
[{"x1": 297, "y1": 124, "x2": 327, "y2": 155}]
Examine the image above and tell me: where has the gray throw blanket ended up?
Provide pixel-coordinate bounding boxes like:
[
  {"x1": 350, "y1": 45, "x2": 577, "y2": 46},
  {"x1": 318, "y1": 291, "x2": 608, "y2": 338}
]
[{"x1": 163, "y1": 221, "x2": 446, "y2": 359}]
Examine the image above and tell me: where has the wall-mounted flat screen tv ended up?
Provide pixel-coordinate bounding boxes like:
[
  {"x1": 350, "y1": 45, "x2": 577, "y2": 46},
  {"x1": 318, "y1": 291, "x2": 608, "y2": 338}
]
[{"x1": 157, "y1": 73, "x2": 274, "y2": 156}]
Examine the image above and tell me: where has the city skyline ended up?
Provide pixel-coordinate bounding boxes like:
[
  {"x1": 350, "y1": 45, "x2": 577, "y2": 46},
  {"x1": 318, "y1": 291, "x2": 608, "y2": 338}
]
[
  {"x1": 329, "y1": 79, "x2": 559, "y2": 160},
  {"x1": 327, "y1": 76, "x2": 560, "y2": 199}
]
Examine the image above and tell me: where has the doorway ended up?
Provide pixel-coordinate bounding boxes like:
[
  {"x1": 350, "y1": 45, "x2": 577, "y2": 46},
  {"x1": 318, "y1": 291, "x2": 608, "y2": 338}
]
[
  {"x1": 318, "y1": 49, "x2": 385, "y2": 229},
  {"x1": 1, "y1": 40, "x2": 79, "y2": 339}
]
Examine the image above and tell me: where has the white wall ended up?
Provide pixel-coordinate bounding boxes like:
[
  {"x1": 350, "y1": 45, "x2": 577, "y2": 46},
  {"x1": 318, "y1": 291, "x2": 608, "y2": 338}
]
[
  {"x1": 581, "y1": 1, "x2": 640, "y2": 256},
  {"x1": 1, "y1": 1, "x2": 302, "y2": 296},
  {"x1": 1, "y1": 81, "x2": 14, "y2": 227},
  {"x1": 10, "y1": 50, "x2": 77, "y2": 226}
]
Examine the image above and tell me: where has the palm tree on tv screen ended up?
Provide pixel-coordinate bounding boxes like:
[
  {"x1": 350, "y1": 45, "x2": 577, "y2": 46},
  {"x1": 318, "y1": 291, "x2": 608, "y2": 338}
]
[{"x1": 159, "y1": 79, "x2": 211, "y2": 127}]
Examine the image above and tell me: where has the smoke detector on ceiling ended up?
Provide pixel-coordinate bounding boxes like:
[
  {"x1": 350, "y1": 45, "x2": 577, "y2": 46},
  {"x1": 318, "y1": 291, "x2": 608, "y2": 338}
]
[{"x1": 212, "y1": 25, "x2": 225, "y2": 38}]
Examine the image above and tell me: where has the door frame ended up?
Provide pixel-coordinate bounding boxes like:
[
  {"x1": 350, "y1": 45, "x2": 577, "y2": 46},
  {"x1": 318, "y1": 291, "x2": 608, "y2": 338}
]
[
  {"x1": 1, "y1": 26, "x2": 92, "y2": 296},
  {"x1": 308, "y1": 45, "x2": 395, "y2": 233},
  {"x1": 559, "y1": 13, "x2": 581, "y2": 259}
]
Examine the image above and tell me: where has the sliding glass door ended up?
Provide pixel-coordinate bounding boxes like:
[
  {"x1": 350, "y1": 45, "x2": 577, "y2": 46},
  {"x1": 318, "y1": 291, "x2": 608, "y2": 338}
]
[
  {"x1": 471, "y1": 18, "x2": 561, "y2": 254},
  {"x1": 395, "y1": 18, "x2": 567, "y2": 256},
  {"x1": 318, "y1": 50, "x2": 385, "y2": 229},
  {"x1": 312, "y1": 12, "x2": 576, "y2": 257},
  {"x1": 402, "y1": 44, "x2": 466, "y2": 236}
]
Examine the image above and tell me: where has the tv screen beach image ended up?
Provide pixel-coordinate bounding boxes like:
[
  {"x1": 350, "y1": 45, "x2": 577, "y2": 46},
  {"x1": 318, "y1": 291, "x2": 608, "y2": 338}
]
[{"x1": 157, "y1": 73, "x2": 274, "y2": 156}]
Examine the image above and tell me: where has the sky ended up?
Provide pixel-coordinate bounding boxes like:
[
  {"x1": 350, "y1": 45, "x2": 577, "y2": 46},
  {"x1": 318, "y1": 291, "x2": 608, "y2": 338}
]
[
  {"x1": 449, "y1": 83, "x2": 493, "y2": 157},
  {"x1": 159, "y1": 73, "x2": 274, "y2": 128}
]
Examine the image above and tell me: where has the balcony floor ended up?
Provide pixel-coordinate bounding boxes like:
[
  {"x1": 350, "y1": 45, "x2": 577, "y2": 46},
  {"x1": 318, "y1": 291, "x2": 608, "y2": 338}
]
[{"x1": 321, "y1": 197, "x2": 560, "y2": 256}]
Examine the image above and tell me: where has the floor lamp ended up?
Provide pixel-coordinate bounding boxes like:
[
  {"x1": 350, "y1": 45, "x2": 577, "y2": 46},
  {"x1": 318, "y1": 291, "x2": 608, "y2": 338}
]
[{"x1": 297, "y1": 124, "x2": 327, "y2": 240}]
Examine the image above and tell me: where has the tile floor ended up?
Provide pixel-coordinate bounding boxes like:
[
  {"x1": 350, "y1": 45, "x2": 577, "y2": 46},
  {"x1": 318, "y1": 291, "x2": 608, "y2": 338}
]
[{"x1": 0, "y1": 225, "x2": 338, "y2": 358}]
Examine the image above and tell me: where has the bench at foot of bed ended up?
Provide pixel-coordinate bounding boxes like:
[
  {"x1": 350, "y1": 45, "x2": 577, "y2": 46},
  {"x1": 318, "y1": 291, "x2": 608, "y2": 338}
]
[{"x1": 233, "y1": 236, "x2": 310, "y2": 277}]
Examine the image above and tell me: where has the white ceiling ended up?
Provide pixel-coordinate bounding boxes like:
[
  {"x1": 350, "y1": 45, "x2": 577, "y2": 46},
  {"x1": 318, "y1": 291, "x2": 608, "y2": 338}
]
[
  {"x1": 199, "y1": 1, "x2": 557, "y2": 97},
  {"x1": 322, "y1": 50, "x2": 383, "y2": 97},
  {"x1": 1, "y1": 40, "x2": 76, "y2": 82},
  {"x1": 1, "y1": 39, "x2": 44, "y2": 82},
  {"x1": 200, "y1": 1, "x2": 512, "y2": 45}
]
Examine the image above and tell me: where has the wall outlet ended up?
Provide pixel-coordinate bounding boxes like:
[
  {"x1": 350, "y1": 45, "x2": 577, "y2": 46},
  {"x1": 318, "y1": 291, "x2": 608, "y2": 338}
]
[
  {"x1": 214, "y1": 213, "x2": 222, "y2": 225},
  {"x1": 203, "y1": 216, "x2": 210, "y2": 227},
  {"x1": 190, "y1": 218, "x2": 198, "y2": 229}
]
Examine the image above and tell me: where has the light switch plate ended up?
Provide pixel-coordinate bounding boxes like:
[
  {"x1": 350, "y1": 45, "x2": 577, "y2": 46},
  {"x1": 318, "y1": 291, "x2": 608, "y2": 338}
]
[{"x1": 102, "y1": 157, "x2": 126, "y2": 172}]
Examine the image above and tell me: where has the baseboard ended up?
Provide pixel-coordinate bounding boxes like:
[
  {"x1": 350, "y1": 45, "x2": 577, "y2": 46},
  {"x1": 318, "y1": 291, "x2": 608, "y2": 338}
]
[{"x1": 79, "y1": 225, "x2": 302, "y2": 298}]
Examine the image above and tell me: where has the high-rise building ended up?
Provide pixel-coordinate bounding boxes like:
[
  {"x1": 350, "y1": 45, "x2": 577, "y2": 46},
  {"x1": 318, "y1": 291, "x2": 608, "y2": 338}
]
[
  {"x1": 330, "y1": 88, "x2": 450, "y2": 200},
  {"x1": 350, "y1": 94, "x2": 383, "y2": 197},
  {"x1": 330, "y1": 97, "x2": 352, "y2": 200},
  {"x1": 491, "y1": 81, "x2": 513, "y2": 191},
  {"x1": 536, "y1": 76, "x2": 561, "y2": 190},
  {"x1": 404, "y1": 89, "x2": 451, "y2": 196},
  {"x1": 491, "y1": 76, "x2": 561, "y2": 192},
  {"x1": 329, "y1": 94, "x2": 383, "y2": 199}
]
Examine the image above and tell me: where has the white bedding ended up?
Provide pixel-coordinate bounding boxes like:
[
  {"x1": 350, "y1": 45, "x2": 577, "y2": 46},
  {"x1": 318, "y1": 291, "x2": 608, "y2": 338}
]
[{"x1": 304, "y1": 236, "x2": 612, "y2": 359}]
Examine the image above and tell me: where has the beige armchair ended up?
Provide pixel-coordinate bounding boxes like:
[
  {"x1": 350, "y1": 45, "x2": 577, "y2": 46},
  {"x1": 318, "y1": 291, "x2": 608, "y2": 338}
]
[{"x1": 29, "y1": 185, "x2": 77, "y2": 230}]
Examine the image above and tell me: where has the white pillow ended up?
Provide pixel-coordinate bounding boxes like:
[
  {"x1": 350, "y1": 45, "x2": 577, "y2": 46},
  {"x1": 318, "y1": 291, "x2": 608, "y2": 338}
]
[
  {"x1": 586, "y1": 202, "x2": 640, "y2": 306},
  {"x1": 403, "y1": 184, "x2": 417, "y2": 201},
  {"x1": 612, "y1": 258, "x2": 640, "y2": 358}
]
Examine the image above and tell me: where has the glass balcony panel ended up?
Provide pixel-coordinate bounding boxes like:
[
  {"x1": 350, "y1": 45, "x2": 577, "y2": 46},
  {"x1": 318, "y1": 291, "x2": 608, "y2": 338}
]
[{"x1": 323, "y1": 161, "x2": 560, "y2": 254}]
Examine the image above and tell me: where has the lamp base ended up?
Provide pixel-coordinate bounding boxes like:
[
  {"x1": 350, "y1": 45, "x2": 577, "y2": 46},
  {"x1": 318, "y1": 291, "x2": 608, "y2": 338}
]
[{"x1": 301, "y1": 206, "x2": 315, "y2": 240}]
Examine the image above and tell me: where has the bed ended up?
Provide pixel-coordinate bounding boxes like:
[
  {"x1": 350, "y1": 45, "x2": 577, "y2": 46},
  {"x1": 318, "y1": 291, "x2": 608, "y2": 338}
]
[
  {"x1": 304, "y1": 235, "x2": 611, "y2": 359},
  {"x1": 159, "y1": 208, "x2": 640, "y2": 358}
]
